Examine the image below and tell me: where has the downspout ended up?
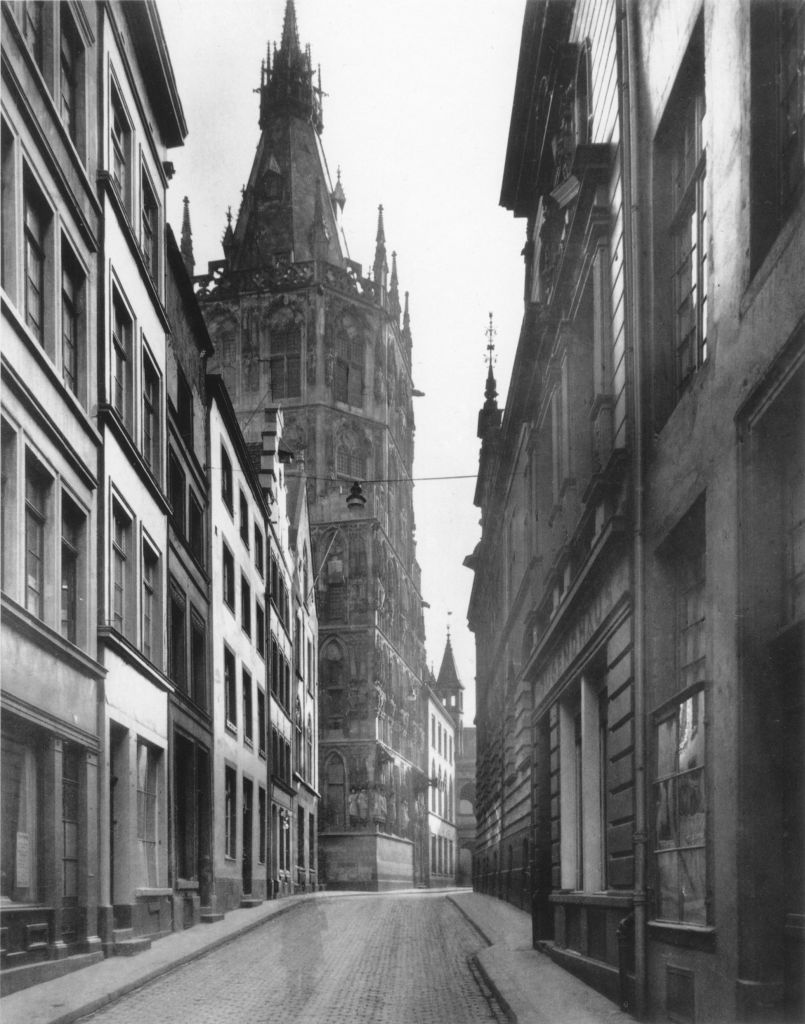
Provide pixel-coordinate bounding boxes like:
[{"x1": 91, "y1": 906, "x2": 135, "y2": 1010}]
[{"x1": 619, "y1": 0, "x2": 648, "y2": 1016}]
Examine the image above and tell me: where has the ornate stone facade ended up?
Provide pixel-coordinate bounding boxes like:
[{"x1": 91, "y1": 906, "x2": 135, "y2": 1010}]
[{"x1": 196, "y1": 0, "x2": 427, "y2": 890}]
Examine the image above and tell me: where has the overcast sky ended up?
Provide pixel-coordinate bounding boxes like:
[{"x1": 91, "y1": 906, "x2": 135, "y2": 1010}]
[{"x1": 159, "y1": 0, "x2": 528, "y2": 720}]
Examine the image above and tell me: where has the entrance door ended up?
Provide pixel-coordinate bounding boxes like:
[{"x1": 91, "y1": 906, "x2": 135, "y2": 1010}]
[{"x1": 242, "y1": 779, "x2": 253, "y2": 896}]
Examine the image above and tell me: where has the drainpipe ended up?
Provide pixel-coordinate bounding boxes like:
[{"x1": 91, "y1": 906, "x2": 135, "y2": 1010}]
[{"x1": 618, "y1": 0, "x2": 648, "y2": 1016}]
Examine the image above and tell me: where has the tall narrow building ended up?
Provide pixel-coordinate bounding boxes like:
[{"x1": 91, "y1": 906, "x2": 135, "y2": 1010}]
[{"x1": 196, "y1": 0, "x2": 428, "y2": 890}]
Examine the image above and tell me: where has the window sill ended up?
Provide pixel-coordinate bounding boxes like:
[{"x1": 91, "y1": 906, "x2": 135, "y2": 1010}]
[
  {"x1": 135, "y1": 887, "x2": 171, "y2": 898},
  {"x1": 647, "y1": 920, "x2": 716, "y2": 951},
  {"x1": 225, "y1": 722, "x2": 238, "y2": 737}
]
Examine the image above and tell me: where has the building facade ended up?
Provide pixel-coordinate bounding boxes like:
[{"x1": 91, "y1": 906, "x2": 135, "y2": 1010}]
[
  {"x1": 1, "y1": 0, "x2": 104, "y2": 989},
  {"x1": 196, "y1": 0, "x2": 428, "y2": 891},
  {"x1": 470, "y1": 1, "x2": 805, "y2": 1022},
  {"x1": 165, "y1": 218, "x2": 214, "y2": 928}
]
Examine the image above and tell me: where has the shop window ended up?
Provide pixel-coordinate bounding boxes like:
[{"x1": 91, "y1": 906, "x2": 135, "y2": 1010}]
[
  {"x1": 258, "y1": 787, "x2": 266, "y2": 864},
  {"x1": 559, "y1": 669, "x2": 608, "y2": 892},
  {"x1": 142, "y1": 350, "x2": 160, "y2": 475},
  {"x1": 297, "y1": 808, "x2": 305, "y2": 868},
  {"x1": 25, "y1": 453, "x2": 50, "y2": 620},
  {"x1": 136, "y1": 741, "x2": 159, "y2": 887},
  {"x1": 654, "y1": 689, "x2": 707, "y2": 925},
  {"x1": 62, "y1": 743, "x2": 80, "y2": 905},
  {"x1": 224, "y1": 645, "x2": 237, "y2": 731},
  {"x1": 1, "y1": 727, "x2": 42, "y2": 902},
  {"x1": 224, "y1": 765, "x2": 236, "y2": 859}
]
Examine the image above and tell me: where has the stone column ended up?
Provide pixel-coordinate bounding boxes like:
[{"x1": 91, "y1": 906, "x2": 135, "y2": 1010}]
[{"x1": 44, "y1": 736, "x2": 67, "y2": 958}]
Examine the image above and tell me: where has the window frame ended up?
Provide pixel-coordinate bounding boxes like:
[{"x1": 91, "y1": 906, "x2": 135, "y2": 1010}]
[
  {"x1": 23, "y1": 175, "x2": 49, "y2": 347},
  {"x1": 220, "y1": 444, "x2": 233, "y2": 514},
  {"x1": 110, "y1": 82, "x2": 131, "y2": 211},
  {"x1": 24, "y1": 452, "x2": 50, "y2": 620},
  {"x1": 111, "y1": 289, "x2": 133, "y2": 429},
  {"x1": 224, "y1": 645, "x2": 237, "y2": 732},
  {"x1": 222, "y1": 541, "x2": 235, "y2": 611},
  {"x1": 142, "y1": 346, "x2": 160, "y2": 477},
  {"x1": 141, "y1": 539, "x2": 159, "y2": 665}
]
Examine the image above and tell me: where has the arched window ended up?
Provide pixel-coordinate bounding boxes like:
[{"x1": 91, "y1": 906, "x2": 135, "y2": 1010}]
[
  {"x1": 268, "y1": 314, "x2": 301, "y2": 400},
  {"x1": 336, "y1": 435, "x2": 365, "y2": 480},
  {"x1": 322, "y1": 640, "x2": 344, "y2": 729},
  {"x1": 334, "y1": 325, "x2": 364, "y2": 406},
  {"x1": 325, "y1": 754, "x2": 346, "y2": 829}
]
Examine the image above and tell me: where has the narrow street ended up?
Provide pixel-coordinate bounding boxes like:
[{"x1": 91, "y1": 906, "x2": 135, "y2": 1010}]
[{"x1": 76, "y1": 893, "x2": 508, "y2": 1024}]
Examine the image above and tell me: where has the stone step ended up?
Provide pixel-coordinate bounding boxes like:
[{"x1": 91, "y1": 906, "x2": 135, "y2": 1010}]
[
  {"x1": 239, "y1": 897, "x2": 263, "y2": 909},
  {"x1": 200, "y1": 911, "x2": 225, "y2": 924},
  {"x1": 113, "y1": 935, "x2": 152, "y2": 957},
  {"x1": 111, "y1": 928, "x2": 133, "y2": 943}
]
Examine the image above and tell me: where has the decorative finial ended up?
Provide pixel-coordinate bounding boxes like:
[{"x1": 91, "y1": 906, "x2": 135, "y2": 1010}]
[
  {"x1": 485, "y1": 311, "x2": 497, "y2": 370},
  {"x1": 447, "y1": 611, "x2": 452, "y2": 641}
]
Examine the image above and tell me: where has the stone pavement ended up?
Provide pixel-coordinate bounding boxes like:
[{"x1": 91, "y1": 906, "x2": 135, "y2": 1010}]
[
  {"x1": 1, "y1": 889, "x2": 634, "y2": 1024},
  {"x1": 448, "y1": 892, "x2": 633, "y2": 1024}
]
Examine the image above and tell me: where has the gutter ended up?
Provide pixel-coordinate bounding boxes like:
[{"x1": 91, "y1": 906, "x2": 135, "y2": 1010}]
[{"x1": 618, "y1": 0, "x2": 648, "y2": 1016}]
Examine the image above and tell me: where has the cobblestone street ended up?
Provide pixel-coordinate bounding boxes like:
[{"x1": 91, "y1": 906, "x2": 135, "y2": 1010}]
[{"x1": 76, "y1": 894, "x2": 507, "y2": 1024}]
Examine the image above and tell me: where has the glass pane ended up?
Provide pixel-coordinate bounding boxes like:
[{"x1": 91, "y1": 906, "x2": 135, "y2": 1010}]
[
  {"x1": 656, "y1": 714, "x2": 677, "y2": 777},
  {"x1": 680, "y1": 847, "x2": 707, "y2": 924},
  {"x1": 678, "y1": 768, "x2": 706, "y2": 846},
  {"x1": 678, "y1": 692, "x2": 704, "y2": 772},
  {"x1": 656, "y1": 851, "x2": 679, "y2": 920},
  {"x1": 655, "y1": 777, "x2": 678, "y2": 848}
]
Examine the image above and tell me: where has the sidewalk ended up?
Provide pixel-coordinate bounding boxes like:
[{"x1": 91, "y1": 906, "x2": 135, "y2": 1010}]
[
  {"x1": 1, "y1": 889, "x2": 634, "y2": 1024},
  {"x1": 449, "y1": 891, "x2": 633, "y2": 1024}
]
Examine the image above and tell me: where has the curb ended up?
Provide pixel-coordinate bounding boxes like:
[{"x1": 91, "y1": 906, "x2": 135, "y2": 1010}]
[
  {"x1": 447, "y1": 895, "x2": 521, "y2": 1024},
  {"x1": 28, "y1": 897, "x2": 311, "y2": 1024}
]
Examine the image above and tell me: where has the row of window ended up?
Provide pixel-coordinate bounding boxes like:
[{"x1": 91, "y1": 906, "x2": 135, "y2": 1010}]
[
  {"x1": 1, "y1": 126, "x2": 90, "y2": 405},
  {"x1": 168, "y1": 581, "x2": 207, "y2": 708},
  {"x1": 111, "y1": 497, "x2": 162, "y2": 664},
  {"x1": 223, "y1": 765, "x2": 266, "y2": 865},
  {"x1": 1, "y1": 420, "x2": 88, "y2": 646},
  {"x1": 430, "y1": 715, "x2": 454, "y2": 763},
  {"x1": 221, "y1": 540, "x2": 266, "y2": 654},
  {"x1": 168, "y1": 448, "x2": 205, "y2": 565},
  {"x1": 223, "y1": 645, "x2": 267, "y2": 757},
  {"x1": 219, "y1": 444, "x2": 266, "y2": 575},
  {"x1": 431, "y1": 835, "x2": 454, "y2": 877},
  {"x1": 16, "y1": 2, "x2": 86, "y2": 156},
  {"x1": 429, "y1": 764, "x2": 454, "y2": 819}
]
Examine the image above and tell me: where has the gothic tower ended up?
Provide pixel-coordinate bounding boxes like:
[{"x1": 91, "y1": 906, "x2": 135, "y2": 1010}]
[{"x1": 196, "y1": 0, "x2": 428, "y2": 890}]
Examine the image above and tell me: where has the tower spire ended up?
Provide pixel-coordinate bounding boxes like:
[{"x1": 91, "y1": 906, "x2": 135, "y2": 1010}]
[
  {"x1": 260, "y1": 0, "x2": 323, "y2": 132},
  {"x1": 373, "y1": 204, "x2": 388, "y2": 303},
  {"x1": 402, "y1": 291, "x2": 412, "y2": 348},
  {"x1": 180, "y1": 196, "x2": 195, "y2": 276}
]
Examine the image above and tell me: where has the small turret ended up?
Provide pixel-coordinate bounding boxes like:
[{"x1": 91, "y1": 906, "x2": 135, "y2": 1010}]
[
  {"x1": 402, "y1": 291, "x2": 412, "y2": 349},
  {"x1": 373, "y1": 204, "x2": 388, "y2": 303},
  {"x1": 477, "y1": 312, "x2": 502, "y2": 438},
  {"x1": 389, "y1": 251, "x2": 401, "y2": 322},
  {"x1": 180, "y1": 195, "x2": 195, "y2": 276},
  {"x1": 222, "y1": 206, "x2": 235, "y2": 264}
]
